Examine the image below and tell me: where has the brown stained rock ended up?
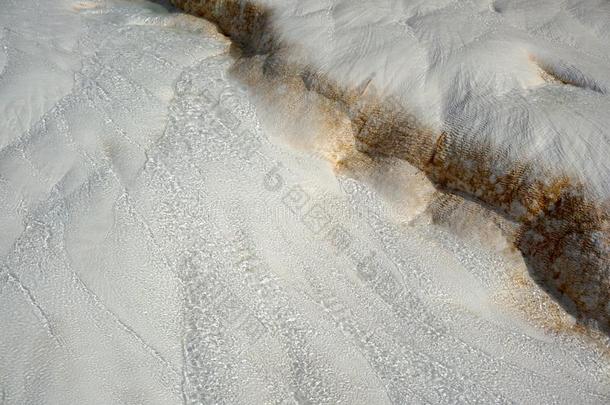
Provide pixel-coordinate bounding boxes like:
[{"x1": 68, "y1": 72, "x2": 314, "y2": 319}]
[
  {"x1": 171, "y1": 0, "x2": 275, "y2": 54},
  {"x1": 518, "y1": 191, "x2": 610, "y2": 332}
]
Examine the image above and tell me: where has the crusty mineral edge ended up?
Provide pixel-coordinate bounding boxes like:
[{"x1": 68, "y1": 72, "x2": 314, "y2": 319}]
[{"x1": 170, "y1": 0, "x2": 610, "y2": 334}]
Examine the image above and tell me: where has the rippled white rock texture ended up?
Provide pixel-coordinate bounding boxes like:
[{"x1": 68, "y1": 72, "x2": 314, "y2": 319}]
[{"x1": 0, "y1": 0, "x2": 609, "y2": 404}]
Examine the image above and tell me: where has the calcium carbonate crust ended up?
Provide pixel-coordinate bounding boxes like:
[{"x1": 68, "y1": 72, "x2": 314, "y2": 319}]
[{"x1": 170, "y1": 0, "x2": 610, "y2": 333}]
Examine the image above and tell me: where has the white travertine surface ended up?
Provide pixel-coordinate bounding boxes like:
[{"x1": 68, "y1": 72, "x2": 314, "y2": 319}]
[{"x1": 0, "y1": 1, "x2": 608, "y2": 404}]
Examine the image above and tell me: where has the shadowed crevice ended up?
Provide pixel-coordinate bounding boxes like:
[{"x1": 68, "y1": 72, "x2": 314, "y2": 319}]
[{"x1": 171, "y1": 0, "x2": 276, "y2": 55}]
